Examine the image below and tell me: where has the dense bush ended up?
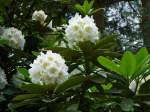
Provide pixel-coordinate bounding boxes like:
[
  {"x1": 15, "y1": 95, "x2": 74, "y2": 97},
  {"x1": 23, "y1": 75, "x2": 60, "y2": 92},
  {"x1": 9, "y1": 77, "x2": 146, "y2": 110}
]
[{"x1": 0, "y1": 0, "x2": 150, "y2": 112}]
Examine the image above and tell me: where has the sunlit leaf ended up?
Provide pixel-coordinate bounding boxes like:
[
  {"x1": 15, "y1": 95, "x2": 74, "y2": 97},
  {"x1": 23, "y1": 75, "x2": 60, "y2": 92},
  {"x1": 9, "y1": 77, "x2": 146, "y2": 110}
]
[
  {"x1": 98, "y1": 56, "x2": 121, "y2": 75},
  {"x1": 120, "y1": 51, "x2": 136, "y2": 78}
]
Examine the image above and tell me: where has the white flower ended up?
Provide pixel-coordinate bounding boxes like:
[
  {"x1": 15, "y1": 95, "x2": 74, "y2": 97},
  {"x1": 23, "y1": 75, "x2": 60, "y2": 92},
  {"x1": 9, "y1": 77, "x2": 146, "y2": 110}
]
[
  {"x1": 65, "y1": 13, "x2": 99, "y2": 47},
  {"x1": 129, "y1": 80, "x2": 136, "y2": 92},
  {"x1": 2, "y1": 27, "x2": 25, "y2": 50},
  {"x1": 0, "y1": 67, "x2": 7, "y2": 89},
  {"x1": 48, "y1": 20, "x2": 53, "y2": 29},
  {"x1": 29, "y1": 51, "x2": 69, "y2": 85},
  {"x1": 129, "y1": 75, "x2": 150, "y2": 93},
  {"x1": 32, "y1": 10, "x2": 47, "y2": 25}
]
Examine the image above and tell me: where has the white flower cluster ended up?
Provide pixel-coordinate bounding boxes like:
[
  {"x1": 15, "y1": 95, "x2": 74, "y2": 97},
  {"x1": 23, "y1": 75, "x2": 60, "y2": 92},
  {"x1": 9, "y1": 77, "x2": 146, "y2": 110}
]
[
  {"x1": 32, "y1": 10, "x2": 47, "y2": 25},
  {"x1": 0, "y1": 67, "x2": 7, "y2": 89},
  {"x1": 2, "y1": 27, "x2": 25, "y2": 50},
  {"x1": 29, "y1": 51, "x2": 69, "y2": 85},
  {"x1": 65, "y1": 13, "x2": 99, "y2": 46}
]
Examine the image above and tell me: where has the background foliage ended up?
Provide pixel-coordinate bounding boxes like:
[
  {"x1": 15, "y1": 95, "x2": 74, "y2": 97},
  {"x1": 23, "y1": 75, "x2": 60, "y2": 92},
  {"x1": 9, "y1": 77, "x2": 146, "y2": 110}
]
[{"x1": 0, "y1": 0, "x2": 150, "y2": 112}]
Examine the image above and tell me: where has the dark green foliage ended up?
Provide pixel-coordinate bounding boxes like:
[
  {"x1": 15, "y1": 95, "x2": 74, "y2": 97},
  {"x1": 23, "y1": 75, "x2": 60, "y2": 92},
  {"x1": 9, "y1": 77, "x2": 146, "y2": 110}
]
[
  {"x1": 0, "y1": 0, "x2": 150, "y2": 112},
  {"x1": 75, "y1": 0, "x2": 103, "y2": 16}
]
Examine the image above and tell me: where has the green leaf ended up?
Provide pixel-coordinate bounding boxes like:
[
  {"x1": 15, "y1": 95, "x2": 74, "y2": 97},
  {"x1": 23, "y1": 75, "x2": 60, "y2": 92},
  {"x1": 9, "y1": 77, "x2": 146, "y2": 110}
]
[
  {"x1": 10, "y1": 98, "x2": 40, "y2": 109},
  {"x1": 74, "y1": 0, "x2": 97, "y2": 16},
  {"x1": 120, "y1": 51, "x2": 136, "y2": 79},
  {"x1": 55, "y1": 75, "x2": 86, "y2": 93},
  {"x1": 12, "y1": 94, "x2": 41, "y2": 102},
  {"x1": 98, "y1": 56, "x2": 121, "y2": 75},
  {"x1": 133, "y1": 48, "x2": 149, "y2": 78},
  {"x1": 133, "y1": 56, "x2": 150, "y2": 79},
  {"x1": 0, "y1": 38, "x2": 9, "y2": 45},
  {"x1": 17, "y1": 68, "x2": 30, "y2": 81},
  {"x1": 89, "y1": 0, "x2": 94, "y2": 9},
  {"x1": 136, "y1": 47, "x2": 149, "y2": 63},
  {"x1": 75, "y1": 4, "x2": 85, "y2": 14},
  {"x1": 49, "y1": 47, "x2": 81, "y2": 62},
  {"x1": 98, "y1": 48, "x2": 150, "y2": 80},
  {"x1": 102, "y1": 83, "x2": 112, "y2": 90},
  {"x1": 32, "y1": 51, "x2": 40, "y2": 56},
  {"x1": 83, "y1": 0, "x2": 89, "y2": 10},
  {"x1": 21, "y1": 84, "x2": 55, "y2": 94}
]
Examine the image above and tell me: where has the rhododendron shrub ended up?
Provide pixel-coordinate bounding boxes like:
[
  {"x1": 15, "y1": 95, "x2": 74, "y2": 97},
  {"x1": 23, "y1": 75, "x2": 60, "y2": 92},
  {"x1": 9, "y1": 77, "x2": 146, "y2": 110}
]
[{"x1": 0, "y1": 0, "x2": 150, "y2": 112}]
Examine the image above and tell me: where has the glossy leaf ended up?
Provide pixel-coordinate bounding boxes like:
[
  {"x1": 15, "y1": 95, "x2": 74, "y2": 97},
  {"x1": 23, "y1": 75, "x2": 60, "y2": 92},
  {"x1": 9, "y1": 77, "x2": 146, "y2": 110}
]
[
  {"x1": 98, "y1": 48, "x2": 150, "y2": 80},
  {"x1": 120, "y1": 51, "x2": 136, "y2": 78},
  {"x1": 132, "y1": 56, "x2": 150, "y2": 79},
  {"x1": 98, "y1": 56, "x2": 121, "y2": 75},
  {"x1": 136, "y1": 47, "x2": 149, "y2": 63}
]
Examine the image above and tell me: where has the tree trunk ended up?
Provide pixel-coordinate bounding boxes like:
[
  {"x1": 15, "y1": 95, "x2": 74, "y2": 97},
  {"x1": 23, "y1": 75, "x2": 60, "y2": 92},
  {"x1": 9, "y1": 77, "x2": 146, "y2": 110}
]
[
  {"x1": 141, "y1": 0, "x2": 150, "y2": 51},
  {"x1": 94, "y1": 1, "x2": 105, "y2": 28}
]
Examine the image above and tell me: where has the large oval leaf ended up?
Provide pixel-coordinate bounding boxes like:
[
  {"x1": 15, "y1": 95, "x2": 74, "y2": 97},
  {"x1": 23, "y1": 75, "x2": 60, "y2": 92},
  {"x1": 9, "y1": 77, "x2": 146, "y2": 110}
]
[
  {"x1": 136, "y1": 47, "x2": 149, "y2": 64},
  {"x1": 120, "y1": 51, "x2": 136, "y2": 79},
  {"x1": 98, "y1": 56, "x2": 121, "y2": 75}
]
